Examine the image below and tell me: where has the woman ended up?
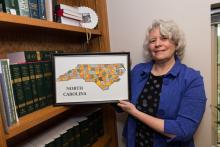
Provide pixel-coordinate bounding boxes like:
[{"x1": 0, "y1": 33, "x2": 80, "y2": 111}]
[{"x1": 117, "y1": 20, "x2": 206, "y2": 147}]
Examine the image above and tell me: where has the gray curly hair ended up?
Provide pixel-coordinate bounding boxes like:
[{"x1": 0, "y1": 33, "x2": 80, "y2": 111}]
[{"x1": 143, "y1": 19, "x2": 186, "y2": 60}]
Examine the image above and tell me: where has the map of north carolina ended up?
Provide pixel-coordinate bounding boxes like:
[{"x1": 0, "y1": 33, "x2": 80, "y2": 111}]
[{"x1": 57, "y1": 64, "x2": 126, "y2": 90}]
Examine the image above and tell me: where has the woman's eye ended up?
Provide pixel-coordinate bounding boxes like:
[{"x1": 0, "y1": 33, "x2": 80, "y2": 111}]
[
  {"x1": 161, "y1": 36, "x2": 168, "y2": 40},
  {"x1": 149, "y1": 40, "x2": 156, "y2": 43}
]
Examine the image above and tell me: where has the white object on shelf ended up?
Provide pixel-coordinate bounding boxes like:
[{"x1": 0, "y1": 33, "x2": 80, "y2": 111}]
[{"x1": 78, "y1": 6, "x2": 98, "y2": 29}]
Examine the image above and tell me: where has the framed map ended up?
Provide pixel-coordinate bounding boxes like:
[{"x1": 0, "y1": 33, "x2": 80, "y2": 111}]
[{"x1": 53, "y1": 52, "x2": 130, "y2": 105}]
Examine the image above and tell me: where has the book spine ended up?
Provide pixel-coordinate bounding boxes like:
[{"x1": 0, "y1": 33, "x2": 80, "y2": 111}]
[
  {"x1": 59, "y1": 16, "x2": 80, "y2": 27},
  {"x1": 74, "y1": 124, "x2": 81, "y2": 147},
  {"x1": 1, "y1": 0, "x2": 19, "y2": 14},
  {"x1": 97, "y1": 109, "x2": 104, "y2": 137},
  {"x1": 37, "y1": 0, "x2": 46, "y2": 19},
  {"x1": 67, "y1": 127, "x2": 76, "y2": 146},
  {"x1": 20, "y1": 64, "x2": 35, "y2": 114},
  {"x1": 87, "y1": 113, "x2": 97, "y2": 144},
  {"x1": 18, "y1": 0, "x2": 30, "y2": 16},
  {"x1": 56, "y1": 9, "x2": 82, "y2": 21},
  {"x1": 58, "y1": 4, "x2": 79, "y2": 14},
  {"x1": 41, "y1": 61, "x2": 53, "y2": 105},
  {"x1": 0, "y1": 1, "x2": 4, "y2": 12},
  {"x1": 1, "y1": 1, "x2": 6, "y2": 12},
  {"x1": 33, "y1": 62, "x2": 47, "y2": 108},
  {"x1": 61, "y1": 131, "x2": 69, "y2": 147},
  {"x1": 40, "y1": 51, "x2": 51, "y2": 61},
  {"x1": 54, "y1": 137, "x2": 62, "y2": 147},
  {"x1": 12, "y1": 0, "x2": 20, "y2": 15},
  {"x1": 0, "y1": 60, "x2": 17, "y2": 125},
  {"x1": 28, "y1": 63, "x2": 40, "y2": 110},
  {"x1": 0, "y1": 83, "x2": 9, "y2": 133},
  {"x1": 0, "y1": 64, "x2": 12, "y2": 127},
  {"x1": 28, "y1": 0, "x2": 39, "y2": 18},
  {"x1": 45, "y1": 0, "x2": 53, "y2": 21},
  {"x1": 10, "y1": 64, "x2": 27, "y2": 117},
  {"x1": 79, "y1": 119, "x2": 91, "y2": 147},
  {"x1": 4, "y1": 60, "x2": 19, "y2": 123}
]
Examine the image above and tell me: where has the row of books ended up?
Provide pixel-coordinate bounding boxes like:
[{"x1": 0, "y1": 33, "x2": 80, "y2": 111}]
[
  {"x1": 0, "y1": 0, "x2": 50, "y2": 19},
  {"x1": 10, "y1": 60, "x2": 54, "y2": 117},
  {"x1": 0, "y1": 50, "x2": 62, "y2": 133},
  {"x1": 0, "y1": 0, "x2": 84, "y2": 26},
  {"x1": 18, "y1": 108, "x2": 104, "y2": 147}
]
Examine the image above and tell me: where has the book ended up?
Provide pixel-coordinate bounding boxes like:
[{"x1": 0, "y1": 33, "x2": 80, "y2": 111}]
[
  {"x1": 0, "y1": 2, "x2": 3, "y2": 12},
  {"x1": 0, "y1": 83, "x2": 9, "y2": 133},
  {"x1": 0, "y1": 60, "x2": 18, "y2": 125},
  {"x1": 20, "y1": 64, "x2": 35, "y2": 114},
  {"x1": 10, "y1": 64, "x2": 27, "y2": 117},
  {"x1": 56, "y1": 4, "x2": 80, "y2": 14},
  {"x1": 57, "y1": 16, "x2": 81, "y2": 27},
  {"x1": 33, "y1": 62, "x2": 47, "y2": 108},
  {"x1": 41, "y1": 61, "x2": 53, "y2": 105},
  {"x1": 37, "y1": 0, "x2": 46, "y2": 19},
  {"x1": 45, "y1": 0, "x2": 57, "y2": 21},
  {"x1": 1, "y1": 0, "x2": 19, "y2": 15},
  {"x1": 28, "y1": 63, "x2": 40, "y2": 110},
  {"x1": 56, "y1": 9, "x2": 82, "y2": 21},
  {"x1": 18, "y1": 0, "x2": 30, "y2": 16},
  {"x1": 45, "y1": 0, "x2": 53, "y2": 21},
  {"x1": 28, "y1": 0, "x2": 39, "y2": 18}
]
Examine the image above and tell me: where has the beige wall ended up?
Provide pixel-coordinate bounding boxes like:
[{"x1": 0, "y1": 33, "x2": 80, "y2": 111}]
[{"x1": 107, "y1": 0, "x2": 213, "y2": 147}]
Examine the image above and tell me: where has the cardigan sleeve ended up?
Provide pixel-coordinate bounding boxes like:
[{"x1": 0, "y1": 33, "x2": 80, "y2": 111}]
[{"x1": 164, "y1": 70, "x2": 206, "y2": 142}]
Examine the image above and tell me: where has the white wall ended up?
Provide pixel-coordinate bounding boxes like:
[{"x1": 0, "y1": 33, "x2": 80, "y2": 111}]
[{"x1": 107, "y1": 1, "x2": 212, "y2": 147}]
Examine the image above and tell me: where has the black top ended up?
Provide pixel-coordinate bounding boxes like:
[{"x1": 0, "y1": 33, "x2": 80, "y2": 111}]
[{"x1": 135, "y1": 73, "x2": 163, "y2": 147}]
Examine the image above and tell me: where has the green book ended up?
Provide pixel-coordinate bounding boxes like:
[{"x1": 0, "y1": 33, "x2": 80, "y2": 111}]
[
  {"x1": 60, "y1": 131, "x2": 69, "y2": 147},
  {"x1": 41, "y1": 61, "x2": 54, "y2": 105},
  {"x1": 10, "y1": 64, "x2": 27, "y2": 117},
  {"x1": 40, "y1": 50, "x2": 63, "y2": 61},
  {"x1": 54, "y1": 136, "x2": 62, "y2": 147},
  {"x1": 1, "y1": 0, "x2": 19, "y2": 15},
  {"x1": 87, "y1": 112, "x2": 97, "y2": 144},
  {"x1": 74, "y1": 124, "x2": 81, "y2": 147},
  {"x1": 97, "y1": 109, "x2": 104, "y2": 137},
  {"x1": 79, "y1": 118, "x2": 91, "y2": 147},
  {"x1": 28, "y1": 63, "x2": 40, "y2": 110},
  {"x1": 33, "y1": 62, "x2": 47, "y2": 108},
  {"x1": 67, "y1": 128, "x2": 76, "y2": 146},
  {"x1": 20, "y1": 64, "x2": 35, "y2": 114}
]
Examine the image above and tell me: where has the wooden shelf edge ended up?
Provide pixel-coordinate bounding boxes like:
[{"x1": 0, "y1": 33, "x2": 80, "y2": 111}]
[
  {"x1": 0, "y1": 12, "x2": 101, "y2": 35},
  {"x1": 6, "y1": 105, "x2": 70, "y2": 140},
  {"x1": 92, "y1": 134, "x2": 111, "y2": 147}
]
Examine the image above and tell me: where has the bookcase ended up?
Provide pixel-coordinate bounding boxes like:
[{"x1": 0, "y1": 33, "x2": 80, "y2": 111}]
[{"x1": 0, "y1": 0, "x2": 118, "y2": 146}]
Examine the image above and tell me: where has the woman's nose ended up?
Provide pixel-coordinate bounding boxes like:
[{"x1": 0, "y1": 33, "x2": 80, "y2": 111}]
[{"x1": 155, "y1": 39, "x2": 161, "y2": 47}]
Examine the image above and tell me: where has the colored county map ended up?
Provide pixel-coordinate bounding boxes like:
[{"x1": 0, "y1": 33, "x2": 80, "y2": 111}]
[{"x1": 57, "y1": 64, "x2": 126, "y2": 90}]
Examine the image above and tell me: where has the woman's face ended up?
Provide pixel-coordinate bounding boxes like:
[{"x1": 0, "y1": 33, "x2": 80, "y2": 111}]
[{"x1": 148, "y1": 27, "x2": 176, "y2": 63}]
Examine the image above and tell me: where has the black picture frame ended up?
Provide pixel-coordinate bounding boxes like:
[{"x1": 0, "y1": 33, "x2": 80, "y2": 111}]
[{"x1": 53, "y1": 52, "x2": 130, "y2": 105}]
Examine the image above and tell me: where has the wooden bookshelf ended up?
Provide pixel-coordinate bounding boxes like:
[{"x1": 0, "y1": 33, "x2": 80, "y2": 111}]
[
  {"x1": 0, "y1": 12, "x2": 101, "y2": 35},
  {"x1": 92, "y1": 134, "x2": 111, "y2": 147},
  {"x1": 5, "y1": 106, "x2": 70, "y2": 140},
  {"x1": 0, "y1": 0, "x2": 117, "y2": 146}
]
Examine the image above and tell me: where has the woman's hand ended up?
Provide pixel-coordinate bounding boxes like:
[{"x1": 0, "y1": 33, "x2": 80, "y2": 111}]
[
  {"x1": 117, "y1": 100, "x2": 138, "y2": 116},
  {"x1": 117, "y1": 101, "x2": 174, "y2": 138}
]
